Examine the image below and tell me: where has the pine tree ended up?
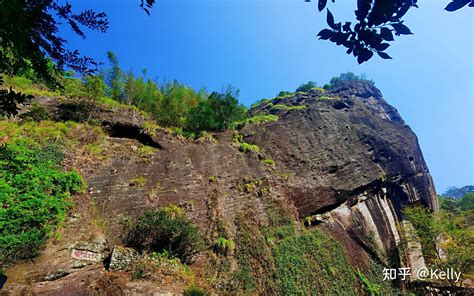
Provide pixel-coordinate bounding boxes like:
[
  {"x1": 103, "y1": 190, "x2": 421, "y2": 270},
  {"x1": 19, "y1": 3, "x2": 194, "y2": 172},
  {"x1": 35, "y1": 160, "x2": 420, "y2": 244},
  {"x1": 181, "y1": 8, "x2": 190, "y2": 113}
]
[{"x1": 106, "y1": 51, "x2": 124, "y2": 102}]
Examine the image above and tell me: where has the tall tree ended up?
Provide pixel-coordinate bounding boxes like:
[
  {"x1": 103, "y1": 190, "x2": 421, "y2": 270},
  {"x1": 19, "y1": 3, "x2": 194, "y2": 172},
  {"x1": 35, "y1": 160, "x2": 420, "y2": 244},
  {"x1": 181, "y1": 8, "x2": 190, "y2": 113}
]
[
  {"x1": 106, "y1": 51, "x2": 124, "y2": 102},
  {"x1": 0, "y1": 0, "x2": 108, "y2": 83},
  {"x1": 0, "y1": 0, "x2": 108, "y2": 116}
]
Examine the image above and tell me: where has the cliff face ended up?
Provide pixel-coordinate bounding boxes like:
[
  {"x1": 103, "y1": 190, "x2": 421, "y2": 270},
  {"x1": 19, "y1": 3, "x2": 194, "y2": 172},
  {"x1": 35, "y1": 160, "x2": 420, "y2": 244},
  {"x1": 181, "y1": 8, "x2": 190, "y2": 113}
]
[
  {"x1": 246, "y1": 81, "x2": 437, "y2": 216},
  {"x1": 244, "y1": 81, "x2": 438, "y2": 271},
  {"x1": 3, "y1": 82, "x2": 438, "y2": 294}
]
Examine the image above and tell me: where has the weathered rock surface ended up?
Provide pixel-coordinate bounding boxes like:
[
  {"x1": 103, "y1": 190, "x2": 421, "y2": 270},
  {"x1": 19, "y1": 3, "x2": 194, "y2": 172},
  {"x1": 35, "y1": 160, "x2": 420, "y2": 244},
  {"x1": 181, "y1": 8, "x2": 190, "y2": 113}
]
[
  {"x1": 246, "y1": 81, "x2": 437, "y2": 216},
  {"x1": 242, "y1": 81, "x2": 438, "y2": 273},
  {"x1": 108, "y1": 247, "x2": 139, "y2": 272},
  {"x1": 3, "y1": 81, "x2": 440, "y2": 294}
]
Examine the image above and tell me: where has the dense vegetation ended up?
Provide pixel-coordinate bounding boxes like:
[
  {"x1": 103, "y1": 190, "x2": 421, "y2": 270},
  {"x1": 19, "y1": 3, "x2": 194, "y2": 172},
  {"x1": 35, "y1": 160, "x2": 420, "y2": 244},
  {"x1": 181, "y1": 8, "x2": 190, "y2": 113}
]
[
  {"x1": 226, "y1": 204, "x2": 395, "y2": 295},
  {"x1": 0, "y1": 139, "x2": 85, "y2": 266},
  {"x1": 442, "y1": 185, "x2": 474, "y2": 199},
  {"x1": 274, "y1": 72, "x2": 374, "y2": 99},
  {"x1": 51, "y1": 52, "x2": 245, "y2": 136},
  {"x1": 272, "y1": 229, "x2": 356, "y2": 295},
  {"x1": 0, "y1": 118, "x2": 107, "y2": 268},
  {"x1": 323, "y1": 72, "x2": 375, "y2": 89},
  {"x1": 403, "y1": 192, "x2": 474, "y2": 286}
]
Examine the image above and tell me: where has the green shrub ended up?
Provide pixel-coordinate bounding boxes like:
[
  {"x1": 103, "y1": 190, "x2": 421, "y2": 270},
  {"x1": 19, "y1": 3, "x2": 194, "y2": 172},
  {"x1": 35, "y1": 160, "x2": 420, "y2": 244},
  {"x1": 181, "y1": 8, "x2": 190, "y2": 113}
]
[
  {"x1": 124, "y1": 207, "x2": 203, "y2": 263},
  {"x1": 260, "y1": 159, "x2": 275, "y2": 167},
  {"x1": 233, "y1": 131, "x2": 243, "y2": 143},
  {"x1": 239, "y1": 142, "x2": 260, "y2": 154},
  {"x1": 250, "y1": 98, "x2": 272, "y2": 109},
  {"x1": 196, "y1": 131, "x2": 216, "y2": 142},
  {"x1": 245, "y1": 114, "x2": 278, "y2": 125},
  {"x1": 277, "y1": 91, "x2": 294, "y2": 98},
  {"x1": 325, "y1": 72, "x2": 375, "y2": 89},
  {"x1": 270, "y1": 104, "x2": 288, "y2": 110},
  {"x1": 288, "y1": 105, "x2": 307, "y2": 111},
  {"x1": 83, "y1": 75, "x2": 107, "y2": 101},
  {"x1": 356, "y1": 270, "x2": 381, "y2": 296},
  {"x1": 295, "y1": 81, "x2": 317, "y2": 93},
  {"x1": 214, "y1": 237, "x2": 235, "y2": 256},
  {"x1": 129, "y1": 176, "x2": 146, "y2": 187},
  {"x1": 132, "y1": 268, "x2": 144, "y2": 280},
  {"x1": 183, "y1": 285, "x2": 210, "y2": 296},
  {"x1": 231, "y1": 114, "x2": 279, "y2": 129},
  {"x1": 309, "y1": 87, "x2": 326, "y2": 93},
  {"x1": 185, "y1": 90, "x2": 247, "y2": 133},
  {"x1": 0, "y1": 139, "x2": 85, "y2": 266},
  {"x1": 270, "y1": 104, "x2": 307, "y2": 111},
  {"x1": 318, "y1": 95, "x2": 339, "y2": 100},
  {"x1": 19, "y1": 103, "x2": 50, "y2": 121},
  {"x1": 138, "y1": 146, "x2": 156, "y2": 157},
  {"x1": 3, "y1": 76, "x2": 58, "y2": 97}
]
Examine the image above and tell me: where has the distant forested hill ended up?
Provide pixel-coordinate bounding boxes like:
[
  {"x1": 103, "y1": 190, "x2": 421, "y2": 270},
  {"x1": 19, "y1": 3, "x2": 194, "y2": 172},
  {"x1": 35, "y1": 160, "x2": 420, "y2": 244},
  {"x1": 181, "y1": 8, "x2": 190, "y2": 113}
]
[{"x1": 443, "y1": 185, "x2": 474, "y2": 199}]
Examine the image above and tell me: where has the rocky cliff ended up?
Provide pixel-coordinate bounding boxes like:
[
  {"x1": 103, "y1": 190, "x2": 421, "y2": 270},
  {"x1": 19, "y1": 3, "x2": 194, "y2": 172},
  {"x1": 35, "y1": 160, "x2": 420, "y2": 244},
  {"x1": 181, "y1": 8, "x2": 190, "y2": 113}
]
[{"x1": 3, "y1": 81, "x2": 439, "y2": 295}]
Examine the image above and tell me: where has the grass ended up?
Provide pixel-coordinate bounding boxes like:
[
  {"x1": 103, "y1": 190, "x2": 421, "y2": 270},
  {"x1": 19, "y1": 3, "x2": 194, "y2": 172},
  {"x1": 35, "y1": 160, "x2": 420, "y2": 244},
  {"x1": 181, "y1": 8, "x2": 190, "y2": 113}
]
[
  {"x1": 129, "y1": 176, "x2": 146, "y2": 187},
  {"x1": 270, "y1": 104, "x2": 307, "y2": 111},
  {"x1": 233, "y1": 214, "x2": 274, "y2": 295},
  {"x1": 356, "y1": 270, "x2": 382, "y2": 296},
  {"x1": 250, "y1": 98, "x2": 273, "y2": 109},
  {"x1": 309, "y1": 87, "x2": 326, "y2": 93},
  {"x1": 138, "y1": 145, "x2": 157, "y2": 157},
  {"x1": 277, "y1": 93, "x2": 294, "y2": 99},
  {"x1": 270, "y1": 104, "x2": 288, "y2": 110},
  {"x1": 273, "y1": 229, "x2": 357, "y2": 295},
  {"x1": 239, "y1": 142, "x2": 260, "y2": 154},
  {"x1": 196, "y1": 131, "x2": 216, "y2": 143},
  {"x1": 214, "y1": 237, "x2": 235, "y2": 256},
  {"x1": 183, "y1": 285, "x2": 210, "y2": 296},
  {"x1": 261, "y1": 159, "x2": 275, "y2": 167},
  {"x1": 142, "y1": 120, "x2": 161, "y2": 137},
  {"x1": 0, "y1": 139, "x2": 85, "y2": 266},
  {"x1": 232, "y1": 130, "x2": 259, "y2": 155},
  {"x1": 287, "y1": 105, "x2": 307, "y2": 111},
  {"x1": 230, "y1": 114, "x2": 279, "y2": 128},
  {"x1": 0, "y1": 119, "x2": 106, "y2": 146},
  {"x1": 2, "y1": 76, "x2": 60, "y2": 97},
  {"x1": 318, "y1": 95, "x2": 340, "y2": 100}
]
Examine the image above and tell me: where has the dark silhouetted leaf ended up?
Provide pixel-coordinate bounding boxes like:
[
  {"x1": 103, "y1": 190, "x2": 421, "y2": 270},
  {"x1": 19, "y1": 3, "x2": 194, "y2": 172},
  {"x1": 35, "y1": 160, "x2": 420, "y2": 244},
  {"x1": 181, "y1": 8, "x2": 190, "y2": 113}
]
[
  {"x1": 377, "y1": 51, "x2": 392, "y2": 59},
  {"x1": 396, "y1": 3, "x2": 412, "y2": 19},
  {"x1": 317, "y1": 29, "x2": 334, "y2": 40},
  {"x1": 380, "y1": 27, "x2": 394, "y2": 41},
  {"x1": 355, "y1": 0, "x2": 372, "y2": 21},
  {"x1": 391, "y1": 23, "x2": 413, "y2": 35},
  {"x1": 376, "y1": 43, "x2": 390, "y2": 51},
  {"x1": 445, "y1": 0, "x2": 470, "y2": 12},
  {"x1": 357, "y1": 48, "x2": 373, "y2": 64},
  {"x1": 327, "y1": 10, "x2": 337, "y2": 30},
  {"x1": 333, "y1": 32, "x2": 349, "y2": 45},
  {"x1": 342, "y1": 22, "x2": 351, "y2": 32},
  {"x1": 318, "y1": 0, "x2": 328, "y2": 12},
  {"x1": 312, "y1": 0, "x2": 469, "y2": 63}
]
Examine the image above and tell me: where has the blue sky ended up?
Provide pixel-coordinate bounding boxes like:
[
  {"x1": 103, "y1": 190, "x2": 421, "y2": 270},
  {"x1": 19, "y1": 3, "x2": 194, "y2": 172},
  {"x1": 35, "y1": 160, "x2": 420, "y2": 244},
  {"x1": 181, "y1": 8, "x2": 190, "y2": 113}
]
[{"x1": 62, "y1": 0, "x2": 473, "y2": 193}]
